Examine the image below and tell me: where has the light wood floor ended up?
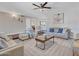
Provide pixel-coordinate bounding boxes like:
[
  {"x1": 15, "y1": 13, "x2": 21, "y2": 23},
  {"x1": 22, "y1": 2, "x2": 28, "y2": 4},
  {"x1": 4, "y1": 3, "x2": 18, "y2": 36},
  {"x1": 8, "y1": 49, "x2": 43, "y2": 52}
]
[{"x1": 23, "y1": 38, "x2": 73, "y2": 56}]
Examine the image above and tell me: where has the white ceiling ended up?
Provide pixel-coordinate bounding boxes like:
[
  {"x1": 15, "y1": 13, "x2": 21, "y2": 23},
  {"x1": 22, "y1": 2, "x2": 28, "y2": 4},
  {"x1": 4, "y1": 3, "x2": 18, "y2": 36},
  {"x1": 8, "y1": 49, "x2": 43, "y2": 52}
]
[{"x1": 0, "y1": 2, "x2": 79, "y2": 19}]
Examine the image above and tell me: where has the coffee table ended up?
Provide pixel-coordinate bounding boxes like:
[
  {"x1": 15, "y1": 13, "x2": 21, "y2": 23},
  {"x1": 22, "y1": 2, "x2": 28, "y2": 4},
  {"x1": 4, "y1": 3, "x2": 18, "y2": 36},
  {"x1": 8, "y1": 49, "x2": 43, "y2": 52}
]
[{"x1": 35, "y1": 34, "x2": 54, "y2": 50}]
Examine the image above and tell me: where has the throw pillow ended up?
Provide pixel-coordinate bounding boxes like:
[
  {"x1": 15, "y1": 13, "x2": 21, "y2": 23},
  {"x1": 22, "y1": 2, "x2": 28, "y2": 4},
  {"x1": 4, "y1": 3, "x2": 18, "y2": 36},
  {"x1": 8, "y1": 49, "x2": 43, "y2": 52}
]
[
  {"x1": 49, "y1": 28, "x2": 54, "y2": 32},
  {"x1": 57, "y1": 28, "x2": 63, "y2": 33}
]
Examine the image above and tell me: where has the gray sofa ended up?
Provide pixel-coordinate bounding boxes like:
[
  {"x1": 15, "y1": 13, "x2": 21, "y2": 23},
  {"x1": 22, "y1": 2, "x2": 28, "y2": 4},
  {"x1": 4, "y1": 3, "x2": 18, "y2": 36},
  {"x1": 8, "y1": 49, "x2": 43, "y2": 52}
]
[{"x1": 45, "y1": 27, "x2": 73, "y2": 40}]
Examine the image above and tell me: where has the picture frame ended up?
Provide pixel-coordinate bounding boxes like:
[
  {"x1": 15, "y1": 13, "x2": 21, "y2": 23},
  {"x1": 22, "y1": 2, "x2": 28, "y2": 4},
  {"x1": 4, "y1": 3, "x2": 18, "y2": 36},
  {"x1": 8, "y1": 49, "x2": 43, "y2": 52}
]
[{"x1": 53, "y1": 13, "x2": 64, "y2": 24}]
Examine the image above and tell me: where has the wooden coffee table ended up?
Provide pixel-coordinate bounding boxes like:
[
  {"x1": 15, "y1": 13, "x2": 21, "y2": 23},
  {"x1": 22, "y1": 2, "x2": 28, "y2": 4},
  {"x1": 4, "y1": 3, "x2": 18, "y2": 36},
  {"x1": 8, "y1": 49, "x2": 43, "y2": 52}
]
[{"x1": 35, "y1": 35, "x2": 54, "y2": 50}]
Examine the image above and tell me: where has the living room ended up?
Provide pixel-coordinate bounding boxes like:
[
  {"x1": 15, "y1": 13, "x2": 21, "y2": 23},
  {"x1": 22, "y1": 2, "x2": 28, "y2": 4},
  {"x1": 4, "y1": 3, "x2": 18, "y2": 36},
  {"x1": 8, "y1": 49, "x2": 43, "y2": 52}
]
[{"x1": 0, "y1": 2, "x2": 79, "y2": 56}]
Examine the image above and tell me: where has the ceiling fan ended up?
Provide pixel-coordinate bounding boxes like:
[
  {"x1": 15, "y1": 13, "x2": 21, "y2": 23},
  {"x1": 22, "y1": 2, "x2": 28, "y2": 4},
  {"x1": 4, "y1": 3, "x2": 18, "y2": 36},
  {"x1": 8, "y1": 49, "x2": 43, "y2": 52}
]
[{"x1": 32, "y1": 2, "x2": 52, "y2": 10}]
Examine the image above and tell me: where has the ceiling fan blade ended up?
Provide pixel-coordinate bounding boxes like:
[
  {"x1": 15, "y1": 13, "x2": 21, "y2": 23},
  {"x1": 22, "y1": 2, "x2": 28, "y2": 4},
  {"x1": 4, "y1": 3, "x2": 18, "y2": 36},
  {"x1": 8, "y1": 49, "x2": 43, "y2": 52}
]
[
  {"x1": 42, "y1": 2, "x2": 48, "y2": 7},
  {"x1": 43, "y1": 7, "x2": 52, "y2": 9},
  {"x1": 32, "y1": 3, "x2": 40, "y2": 8}
]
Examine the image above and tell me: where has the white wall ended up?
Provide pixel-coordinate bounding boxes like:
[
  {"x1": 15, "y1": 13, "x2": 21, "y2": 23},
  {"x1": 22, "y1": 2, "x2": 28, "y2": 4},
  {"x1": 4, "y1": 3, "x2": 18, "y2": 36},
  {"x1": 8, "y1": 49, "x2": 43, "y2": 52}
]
[
  {"x1": 63, "y1": 8, "x2": 79, "y2": 33},
  {"x1": 0, "y1": 2, "x2": 79, "y2": 34},
  {"x1": 1, "y1": 2, "x2": 79, "y2": 35},
  {"x1": 0, "y1": 12, "x2": 26, "y2": 34},
  {"x1": 26, "y1": 10, "x2": 79, "y2": 34},
  {"x1": 38, "y1": 5, "x2": 79, "y2": 34}
]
